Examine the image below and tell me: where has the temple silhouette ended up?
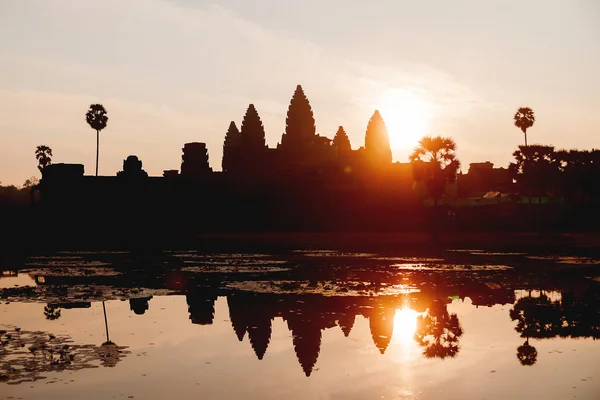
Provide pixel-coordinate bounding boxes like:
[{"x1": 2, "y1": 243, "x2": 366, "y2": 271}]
[
  {"x1": 20, "y1": 83, "x2": 600, "y2": 237},
  {"x1": 32, "y1": 84, "x2": 541, "y2": 234}
]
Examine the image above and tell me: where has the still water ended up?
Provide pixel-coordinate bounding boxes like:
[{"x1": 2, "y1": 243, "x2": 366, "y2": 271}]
[{"x1": 1, "y1": 249, "x2": 599, "y2": 399}]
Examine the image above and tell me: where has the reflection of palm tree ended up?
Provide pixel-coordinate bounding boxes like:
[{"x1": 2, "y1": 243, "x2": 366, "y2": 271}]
[
  {"x1": 559, "y1": 290, "x2": 580, "y2": 338},
  {"x1": 97, "y1": 341, "x2": 123, "y2": 367},
  {"x1": 414, "y1": 299, "x2": 463, "y2": 359},
  {"x1": 44, "y1": 305, "x2": 61, "y2": 320},
  {"x1": 510, "y1": 293, "x2": 562, "y2": 367},
  {"x1": 509, "y1": 287, "x2": 600, "y2": 365},
  {"x1": 0, "y1": 327, "x2": 130, "y2": 382},
  {"x1": 516, "y1": 339, "x2": 538, "y2": 366},
  {"x1": 509, "y1": 294, "x2": 560, "y2": 340},
  {"x1": 559, "y1": 287, "x2": 600, "y2": 339}
]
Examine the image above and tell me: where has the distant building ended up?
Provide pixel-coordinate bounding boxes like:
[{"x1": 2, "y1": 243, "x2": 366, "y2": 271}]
[
  {"x1": 458, "y1": 162, "x2": 513, "y2": 198},
  {"x1": 42, "y1": 163, "x2": 85, "y2": 180},
  {"x1": 181, "y1": 142, "x2": 212, "y2": 176},
  {"x1": 117, "y1": 155, "x2": 148, "y2": 178}
]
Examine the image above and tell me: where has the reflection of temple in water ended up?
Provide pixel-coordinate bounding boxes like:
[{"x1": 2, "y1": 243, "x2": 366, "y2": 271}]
[
  {"x1": 186, "y1": 291, "x2": 218, "y2": 325},
  {"x1": 227, "y1": 294, "x2": 274, "y2": 360},
  {"x1": 52, "y1": 301, "x2": 91, "y2": 309},
  {"x1": 129, "y1": 296, "x2": 153, "y2": 315},
  {"x1": 224, "y1": 293, "x2": 408, "y2": 376},
  {"x1": 217, "y1": 283, "x2": 594, "y2": 375},
  {"x1": 283, "y1": 301, "x2": 332, "y2": 377},
  {"x1": 247, "y1": 298, "x2": 273, "y2": 361},
  {"x1": 289, "y1": 319, "x2": 322, "y2": 377},
  {"x1": 227, "y1": 294, "x2": 250, "y2": 341},
  {"x1": 337, "y1": 310, "x2": 355, "y2": 337},
  {"x1": 466, "y1": 287, "x2": 516, "y2": 307},
  {"x1": 368, "y1": 301, "x2": 395, "y2": 355},
  {"x1": 27, "y1": 268, "x2": 600, "y2": 375}
]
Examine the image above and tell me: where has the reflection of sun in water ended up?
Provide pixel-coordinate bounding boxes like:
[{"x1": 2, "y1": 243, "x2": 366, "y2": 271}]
[
  {"x1": 393, "y1": 306, "x2": 419, "y2": 345},
  {"x1": 378, "y1": 88, "x2": 434, "y2": 151}
]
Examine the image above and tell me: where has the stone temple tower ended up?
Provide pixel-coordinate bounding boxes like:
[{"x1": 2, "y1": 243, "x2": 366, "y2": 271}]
[{"x1": 181, "y1": 142, "x2": 212, "y2": 176}]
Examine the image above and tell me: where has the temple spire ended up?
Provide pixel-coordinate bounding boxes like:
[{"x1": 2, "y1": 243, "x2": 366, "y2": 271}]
[
  {"x1": 365, "y1": 110, "x2": 392, "y2": 164},
  {"x1": 240, "y1": 104, "x2": 267, "y2": 150},
  {"x1": 280, "y1": 85, "x2": 316, "y2": 150},
  {"x1": 332, "y1": 126, "x2": 352, "y2": 154},
  {"x1": 222, "y1": 121, "x2": 241, "y2": 172}
]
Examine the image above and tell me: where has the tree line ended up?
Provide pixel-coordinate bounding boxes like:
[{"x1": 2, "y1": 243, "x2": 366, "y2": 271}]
[
  {"x1": 510, "y1": 145, "x2": 600, "y2": 201},
  {"x1": 4, "y1": 90, "x2": 598, "y2": 207}
]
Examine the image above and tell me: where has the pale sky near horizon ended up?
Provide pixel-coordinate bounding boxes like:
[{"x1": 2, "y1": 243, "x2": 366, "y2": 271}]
[{"x1": 1, "y1": 0, "x2": 599, "y2": 185}]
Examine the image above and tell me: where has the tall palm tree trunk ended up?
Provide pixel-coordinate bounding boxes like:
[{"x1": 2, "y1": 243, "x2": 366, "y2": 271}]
[
  {"x1": 524, "y1": 129, "x2": 528, "y2": 147},
  {"x1": 102, "y1": 301, "x2": 110, "y2": 343},
  {"x1": 95, "y1": 129, "x2": 100, "y2": 176}
]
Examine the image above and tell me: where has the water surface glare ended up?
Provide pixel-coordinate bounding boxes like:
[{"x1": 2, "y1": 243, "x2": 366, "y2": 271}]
[
  {"x1": 1, "y1": 248, "x2": 600, "y2": 399},
  {"x1": 1, "y1": 293, "x2": 599, "y2": 399}
]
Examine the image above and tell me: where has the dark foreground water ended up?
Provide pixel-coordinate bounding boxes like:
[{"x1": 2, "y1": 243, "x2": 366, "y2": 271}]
[{"x1": 1, "y1": 249, "x2": 599, "y2": 399}]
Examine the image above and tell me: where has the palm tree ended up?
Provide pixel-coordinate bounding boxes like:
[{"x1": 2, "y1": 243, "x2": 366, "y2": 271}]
[
  {"x1": 410, "y1": 136, "x2": 460, "y2": 206},
  {"x1": 514, "y1": 107, "x2": 535, "y2": 146},
  {"x1": 34, "y1": 145, "x2": 52, "y2": 173},
  {"x1": 85, "y1": 104, "x2": 109, "y2": 176}
]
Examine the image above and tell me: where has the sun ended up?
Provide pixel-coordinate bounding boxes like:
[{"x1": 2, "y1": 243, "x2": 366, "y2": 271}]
[{"x1": 377, "y1": 88, "x2": 434, "y2": 151}]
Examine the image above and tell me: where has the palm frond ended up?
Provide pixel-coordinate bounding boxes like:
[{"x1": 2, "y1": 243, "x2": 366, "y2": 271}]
[{"x1": 86, "y1": 104, "x2": 109, "y2": 131}]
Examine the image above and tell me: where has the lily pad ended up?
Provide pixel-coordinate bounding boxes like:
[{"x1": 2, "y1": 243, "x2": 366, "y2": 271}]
[
  {"x1": 226, "y1": 280, "x2": 418, "y2": 296},
  {"x1": 390, "y1": 263, "x2": 513, "y2": 271}
]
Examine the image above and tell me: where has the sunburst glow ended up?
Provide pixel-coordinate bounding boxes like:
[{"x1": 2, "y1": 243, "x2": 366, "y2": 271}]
[
  {"x1": 378, "y1": 88, "x2": 434, "y2": 151},
  {"x1": 393, "y1": 306, "x2": 419, "y2": 344}
]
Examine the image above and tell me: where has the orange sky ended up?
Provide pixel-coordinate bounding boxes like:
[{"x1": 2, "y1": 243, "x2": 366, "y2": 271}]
[{"x1": 1, "y1": 0, "x2": 599, "y2": 185}]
